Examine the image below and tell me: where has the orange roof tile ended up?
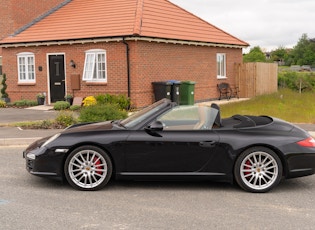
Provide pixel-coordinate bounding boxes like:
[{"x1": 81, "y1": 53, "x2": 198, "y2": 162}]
[{"x1": 0, "y1": 0, "x2": 249, "y2": 47}]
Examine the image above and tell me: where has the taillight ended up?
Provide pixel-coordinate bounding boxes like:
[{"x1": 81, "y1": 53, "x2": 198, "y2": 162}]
[{"x1": 297, "y1": 137, "x2": 315, "y2": 147}]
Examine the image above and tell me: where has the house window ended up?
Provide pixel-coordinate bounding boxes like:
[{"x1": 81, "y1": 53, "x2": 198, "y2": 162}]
[
  {"x1": 83, "y1": 49, "x2": 107, "y2": 82},
  {"x1": 17, "y1": 52, "x2": 35, "y2": 82},
  {"x1": 217, "y1": 53, "x2": 226, "y2": 79}
]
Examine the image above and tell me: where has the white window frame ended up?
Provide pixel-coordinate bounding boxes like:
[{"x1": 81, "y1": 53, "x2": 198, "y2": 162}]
[
  {"x1": 83, "y1": 49, "x2": 107, "y2": 82},
  {"x1": 217, "y1": 53, "x2": 226, "y2": 79},
  {"x1": 17, "y1": 52, "x2": 36, "y2": 83}
]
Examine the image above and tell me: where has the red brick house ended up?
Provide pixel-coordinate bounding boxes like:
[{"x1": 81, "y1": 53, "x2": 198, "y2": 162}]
[{"x1": 0, "y1": 0, "x2": 248, "y2": 107}]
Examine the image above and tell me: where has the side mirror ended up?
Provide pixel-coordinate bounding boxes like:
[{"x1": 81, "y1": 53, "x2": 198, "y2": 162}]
[
  {"x1": 146, "y1": 121, "x2": 164, "y2": 131},
  {"x1": 145, "y1": 121, "x2": 163, "y2": 137}
]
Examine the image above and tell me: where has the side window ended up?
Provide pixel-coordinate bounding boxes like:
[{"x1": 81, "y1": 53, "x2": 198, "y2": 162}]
[
  {"x1": 17, "y1": 52, "x2": 35, "y2": 83},
  {"x1": 217, "y1": 53, "x2": 226, "y2": 79},
  {"x1": 83, "y1": 49, "x2": 107, "y2": 82}
]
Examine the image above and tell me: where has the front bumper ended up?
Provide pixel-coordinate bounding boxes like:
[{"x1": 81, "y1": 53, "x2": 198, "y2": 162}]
[{"x1": 23, "y1": 147, "x2": 65, "y2": 180}]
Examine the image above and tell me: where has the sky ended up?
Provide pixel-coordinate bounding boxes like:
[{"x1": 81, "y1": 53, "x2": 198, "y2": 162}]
[{"x1": 170, "y1": 0, "x2": 315, "y2": 53}]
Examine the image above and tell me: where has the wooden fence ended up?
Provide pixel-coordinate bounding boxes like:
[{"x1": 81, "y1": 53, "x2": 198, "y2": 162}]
[{"x1": 235, "y1": 62, "x2": 278, "y2": 98}]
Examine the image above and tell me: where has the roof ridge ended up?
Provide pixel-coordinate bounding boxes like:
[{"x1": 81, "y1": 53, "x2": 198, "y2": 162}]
[
  {"x1": 11, "y1": 0, "x2": 72, "y2": 37},
  {"x1": 133, "y1": 0, "x2": 144, "y2": 35}
]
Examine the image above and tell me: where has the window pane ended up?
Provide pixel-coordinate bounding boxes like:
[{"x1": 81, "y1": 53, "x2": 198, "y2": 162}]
[
  {"x1": 217, "y1": 54, "x2": 226, "y2": 78},
  {"x1": 96, "y1": 53, "x2": 106, "y2": 79},
  {"x1": 83, "y1": 53, "x2": 95, "y2": 80}
]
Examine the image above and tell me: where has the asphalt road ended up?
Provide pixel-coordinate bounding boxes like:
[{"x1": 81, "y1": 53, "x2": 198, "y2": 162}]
[{"x1": 2, "y1": 147, "x2": 315, "y2": 230}]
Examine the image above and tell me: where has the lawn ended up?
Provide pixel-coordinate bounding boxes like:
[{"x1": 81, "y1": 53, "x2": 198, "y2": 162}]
[{"x1": 220, "y1": 88, "x2": 315, "y2": 123}]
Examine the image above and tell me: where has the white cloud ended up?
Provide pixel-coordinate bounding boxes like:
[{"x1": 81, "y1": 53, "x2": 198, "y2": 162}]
[{"x1": 170, "y1": 0, "x2": 315, "y2": 52}]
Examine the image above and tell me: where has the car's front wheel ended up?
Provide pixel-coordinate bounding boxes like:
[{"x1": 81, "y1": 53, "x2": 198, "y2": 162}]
[
  {"x1": 64, "y1": 145, "x2": 112, "y2": 191},
  {"x1": 234, "y1": 147, "x2": 282, "y2": 193}
]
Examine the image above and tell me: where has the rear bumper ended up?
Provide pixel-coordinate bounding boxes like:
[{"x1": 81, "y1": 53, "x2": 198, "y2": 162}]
[{"x1": 286, "y1": 153, "x2": 315, "y2": 178}]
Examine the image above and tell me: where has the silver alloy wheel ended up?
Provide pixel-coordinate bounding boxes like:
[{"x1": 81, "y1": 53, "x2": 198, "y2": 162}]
[
  {"x1": 68, "y1": 149, "x2": 108, "y2": 189},
  {"x1": 240, "y1": 151, "x2": 278, "y2": 191}
]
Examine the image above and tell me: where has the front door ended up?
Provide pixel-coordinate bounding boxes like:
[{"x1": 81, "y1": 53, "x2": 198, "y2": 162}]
[{"x1": 49, "y1": 55, "x2": 65, "y2": 102}]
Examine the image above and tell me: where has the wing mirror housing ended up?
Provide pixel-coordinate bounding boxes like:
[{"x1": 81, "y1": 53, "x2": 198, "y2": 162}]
[
  {"x1": 146, "y1": 121, "x2": 164, "y2": 131},
  {"x1": 145, "y1": 121, "x2": 163, "y2": 137}
]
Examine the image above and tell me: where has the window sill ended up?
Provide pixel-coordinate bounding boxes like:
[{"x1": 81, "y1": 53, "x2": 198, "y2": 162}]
[
  {"x1": 217, "y1": 76, "x2": 227, "y2": 80},
  {"x1": 85, "y1": 81, "x2": 107, "y2": 86},
  {"x1": 18, "y1": 82, "x2": 36, "y2": 86}
]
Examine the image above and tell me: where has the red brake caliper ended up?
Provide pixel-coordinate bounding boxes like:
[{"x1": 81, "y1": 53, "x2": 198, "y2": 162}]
[
  {"x1": 245, "y1": 160, "x2": 251, "y2": 175},
  {"x1": 94, "y1": 157, "x2": 102, "y2": 174}
]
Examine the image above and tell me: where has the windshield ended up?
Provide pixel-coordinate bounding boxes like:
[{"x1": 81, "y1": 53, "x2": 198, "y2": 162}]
[
  {"x1": 157, "y1": 105, "x2": 219, "y2": 130},
  {"x1": 120, "y1": 99, "x2": 171, "y2": 128}
]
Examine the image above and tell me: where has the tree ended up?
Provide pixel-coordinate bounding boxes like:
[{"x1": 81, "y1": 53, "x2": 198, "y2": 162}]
[
  {"x1": 289, "y1": 33, "x2": 315, "y2": 66},
  {"x1": 243, "y1": 46, "x2": 267, "y2": 62},
  {"x1": 270, "y1": 46, "x2": 289, "y2": 64}
]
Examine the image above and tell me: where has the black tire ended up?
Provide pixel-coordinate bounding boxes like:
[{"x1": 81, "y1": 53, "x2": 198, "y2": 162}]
[
  {"x1": 64, "y1": 145, "x2": 112, "y2": 191},
  {"x1": 234, "y1": 147, "x2": 282, "y2": 193}
]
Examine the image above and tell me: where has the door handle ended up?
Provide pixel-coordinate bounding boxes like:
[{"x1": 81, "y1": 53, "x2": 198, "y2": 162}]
[{"x1": 199, "y1": 141, "x2": 216, "y2": 147}]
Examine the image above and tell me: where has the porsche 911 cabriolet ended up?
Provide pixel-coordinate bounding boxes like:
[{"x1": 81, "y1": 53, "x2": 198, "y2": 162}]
[{"x1": 23, "y1": 99, "x2": 315, "y2": 193}]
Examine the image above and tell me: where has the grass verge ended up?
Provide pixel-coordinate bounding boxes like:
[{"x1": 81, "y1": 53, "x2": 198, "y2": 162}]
[{"x1": 220, "y1": 88, "x2": 315, "y2": 123}]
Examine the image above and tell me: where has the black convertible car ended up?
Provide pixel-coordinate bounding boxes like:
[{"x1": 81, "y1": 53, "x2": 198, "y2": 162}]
[{"x1": 23, "y1": 99, "x2": 315, "y2": 192}]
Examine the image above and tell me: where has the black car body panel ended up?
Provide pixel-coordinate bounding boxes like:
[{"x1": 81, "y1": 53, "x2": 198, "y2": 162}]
[{"x1": 23, "y1": 99, "x2": 315, "y2": 192}]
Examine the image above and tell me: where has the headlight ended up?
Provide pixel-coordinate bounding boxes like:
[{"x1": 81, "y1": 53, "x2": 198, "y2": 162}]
[
  {"x1": 26, "y1": 153, "x2": 36, "y2": 160},
  {"x1": 42, "y1": 133, "x2": 61, "y2": 147}
]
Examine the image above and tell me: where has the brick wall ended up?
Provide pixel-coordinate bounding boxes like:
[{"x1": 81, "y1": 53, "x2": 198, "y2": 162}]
[
  {"x1": 130, "y1": 41, "x2": 243, "y2": 107},
  {"x1": 2, "y1": 40, "x2": 243, "y2": 107}
]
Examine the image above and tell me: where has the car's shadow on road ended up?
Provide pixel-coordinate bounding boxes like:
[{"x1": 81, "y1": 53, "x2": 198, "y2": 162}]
[
  {"x1": 27, "y1": 175, "x2": 315, "y2": 193},
  {"x1": 27, "y1": 172, "x2": 315, "y2": 193},
  {"x1": 28, "y1": 176, "x2": 236, "y2": 191}
]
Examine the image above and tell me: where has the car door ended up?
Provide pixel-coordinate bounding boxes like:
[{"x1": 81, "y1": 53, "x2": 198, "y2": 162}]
[{"x1": 123, "y1": 129, "x2": 219, "y2": 174}]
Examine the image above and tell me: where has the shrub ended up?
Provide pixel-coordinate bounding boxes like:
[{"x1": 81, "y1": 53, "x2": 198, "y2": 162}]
[
  {"x1": 55, "y1": 111, "x2": 77, "y2": 127},
  {"x1": 13, "y1": 99, "x2": 37, "y2": 107},
  {"x1": 54, "y1": 101, "x2": 70, "y2": 110},
  {"x1": 79, "y1": 103, "x2": 127, "y2": 122},
  {"x1": 278, "y1": 71, "x2": 315, "y2": 91},
  {"x1": 95, "y1": 94, "x2": 130, "y2": 110},
  {"x1": 70, "y1": 105, "x2": 81, "y2": 111},
  {"x1": 1, "y1": 73, "x2": 8, "y2": 98},
  {"x1": 82, "y1": 96, "x2": 97, "y2": 106},
  {"x1": 0, "y1": 100, "x2": 6, "y2": 108}
]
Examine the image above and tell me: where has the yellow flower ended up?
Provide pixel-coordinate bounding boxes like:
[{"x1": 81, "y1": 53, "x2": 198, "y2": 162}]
[{"x1": 82, "y1": 96, "x2": 97, "y2": 106}]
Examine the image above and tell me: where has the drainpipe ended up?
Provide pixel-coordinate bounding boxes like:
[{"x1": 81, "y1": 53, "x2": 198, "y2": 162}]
[{"x1": 122, "y1": 38, "x2": 131, "y2": 98}]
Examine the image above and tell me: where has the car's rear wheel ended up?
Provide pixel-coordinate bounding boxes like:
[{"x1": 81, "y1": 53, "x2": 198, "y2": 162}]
[
  {"x1": 234, "y1": 147, "x2": 282, "y2": 193},
  {"x1": 64, "y1": 145, "x2": 112, "y2": 191}
]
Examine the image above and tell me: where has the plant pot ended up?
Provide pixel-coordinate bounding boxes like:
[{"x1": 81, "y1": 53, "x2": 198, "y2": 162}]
[
  {"x1": 1, "y1": 97, "x2": 10, "y2": 103},
  {"x1": 37, "y1": 97, "x2": 45, "y2": 105},
  {"x1": 66, "y1": 98, "x2": 73, "y2": 105}
]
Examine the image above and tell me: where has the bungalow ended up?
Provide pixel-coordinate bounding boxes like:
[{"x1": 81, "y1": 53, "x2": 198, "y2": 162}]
[{"x1": 0, "y1": 0, "x2": 249, "y2": 107}]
